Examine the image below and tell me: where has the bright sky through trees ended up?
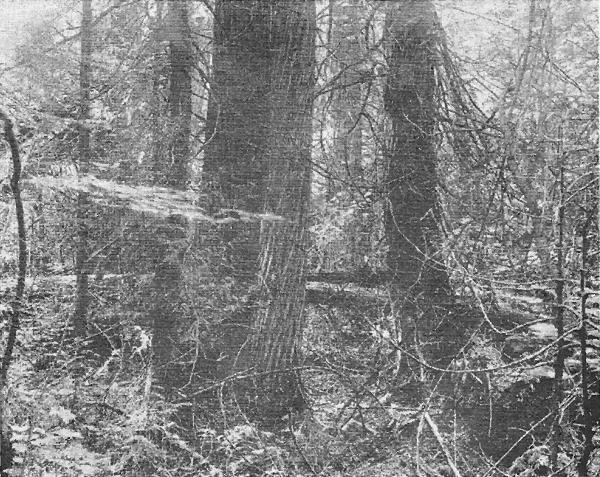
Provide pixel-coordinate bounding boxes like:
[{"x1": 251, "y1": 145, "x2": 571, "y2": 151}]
[{"x1": 0, "y1": 0, "x2": 61, "y2": 64}]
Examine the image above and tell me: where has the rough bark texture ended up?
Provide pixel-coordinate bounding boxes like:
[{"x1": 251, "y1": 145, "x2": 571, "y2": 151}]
[
  {"x1": 204, "y1": 0, "x2": 315, "y2": 419},
  {"x1": 204, "y1": 1, "x2": 271, "y2": 282},
  {"x1": 73, "y1": 0, "x2": 93, "y2": 337},
  {"x1": 384, "y1": 0, "x2": 453, "y2": 365},
  {"x1": 249, "y1": 0, "x2": 314, "y2": 411},
  {"x1": 150, "y1": 0, "x2": 192, "y2": 393}
]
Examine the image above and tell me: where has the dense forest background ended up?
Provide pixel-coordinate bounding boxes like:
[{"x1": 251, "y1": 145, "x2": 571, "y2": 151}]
[{"x1": 0, "y1": 0, "x2": 598, "y2": 476}]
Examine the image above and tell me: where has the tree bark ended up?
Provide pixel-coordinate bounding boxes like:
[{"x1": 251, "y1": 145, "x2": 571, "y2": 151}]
[
  {"x1": 204, "y1": 0, "x2": 315, "y2": 419},
  {"x1": 247, "y1": 1, "x2": 315, "y2": 411},
  {"x1": 150, "y1": 0, "x2": 192, "y2": 393},
  {"x1": 384, "y1": 0, "x2": 452, "y2": 365},
  {"x1": 73, "y1": 0, "x2": 93, "y2": 337},
  {"x1": 384, "y1": 0, "x2": 449, "y2": 297},
  {"x1": 165, "y1": 0, "x2": 192, "y2": 188},
  {"x1": 204, "y1": 1, "x2": 271, "y2": 284}
]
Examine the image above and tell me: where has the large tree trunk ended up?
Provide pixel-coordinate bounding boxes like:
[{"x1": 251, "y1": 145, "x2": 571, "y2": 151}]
[
  {"x1": 150, "y1": 0, "x2": 192, "y2": 393},
  {"x1": 384, "y1": 0, "x2": 452, "y2": 364},
  {"x1": 248, "y1": 0, "x2": 315, "y2": 414},
  {"x1": 73, "y1": 0, "x2": 93, "y2": 337},
  {"x1": 204, "y1": 0, "x2": 315, "y2": 420},
  {"x1": 204, "y1": 1, "x2": 271, "y2": 283}
]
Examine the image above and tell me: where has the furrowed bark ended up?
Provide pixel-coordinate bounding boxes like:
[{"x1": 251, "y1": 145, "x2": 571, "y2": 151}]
[{"x1": 204, "y1": 0, "x2": 316, "y2": 420}]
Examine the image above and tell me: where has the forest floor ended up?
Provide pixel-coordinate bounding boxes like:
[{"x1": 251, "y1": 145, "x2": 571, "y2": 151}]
[{"x1": 2, "y1": 272, "x2": 599, "y2": 476}]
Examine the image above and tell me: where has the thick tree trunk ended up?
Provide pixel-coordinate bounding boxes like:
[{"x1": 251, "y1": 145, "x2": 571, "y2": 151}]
[
  {"x1": 247, "y1": 2, "x2": 314, "y2": 412},
  {"x1": 384, "y1": 0, "x2": 450, "y2": 297},
  {"x1": 204, "y1": 1, "x2": 271, "y2": 284},
  {"x1": 73, "y1": 0, "x2": 93, "y2": 337},
  {"x1": 150, "y1": 0, "x2": 192, "y2": 393},
  {"x1": 384, "y1": 0, "x2": 452, "y2": 365},
  {"x1": 204, "y1": 0, "x2": 315, "y2": 419}
]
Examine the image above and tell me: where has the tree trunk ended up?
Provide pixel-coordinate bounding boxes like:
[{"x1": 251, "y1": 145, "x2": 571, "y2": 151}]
[
  {"x1": 165, "y1": 0, "x2": 192, "y2": 188},
  {"x1": 150, "y1": 0, "x2": 165, "y2": 183},
  {"x1": 330, "y1": 0, "x2": 364, "y2": 194},
  {"x1": 150, "y1": 0, "x2": 192, "y2": 393},
  {"x1": 330, "y1": 0, "x2": 370, "y2": 269},
  {"x1": 73, "y1": 0, "x2": 93, "y2": 337},
  {"x1": 0, "y1": 110, "x2": 27, "y2": 477},
  {"x1": 384, "y1": 0, "x2": 452, "y2": 364},
  {"x1": 550, "y1": 163, "x2": 566, "y2": 470},
  {"x1": 204, "y1": 0, "x2": 315, "y2": 420},
  {"x1": 204, "y1": 1, "x2": 271, "y2": 284},
  {"x1": 247, "y1": 0, "x2": 315, "y2": 414},
  {"x1": 150, "y1": 218, "x2": 187, "y2": 393}
]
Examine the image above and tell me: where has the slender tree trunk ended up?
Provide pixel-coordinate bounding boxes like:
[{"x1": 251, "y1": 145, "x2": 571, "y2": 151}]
[
  {"x1": 150, "y1": 218, "x2": 187, "y2": 393},
  {"x1": 576, "y1": 211, "x2": 594, "y2": 477},
  {"x1": 73, "y1": 0, "x2": 93, "y2": 337},
  {"x1": 150, "y1": 0, "x2": 165, "y2": 182},
  {"x1": 330, "y1": 0, "x2": 369, "y2": 269},
  {"x1": 330, "y1": 0, "x2": 364, "y2": 195},
  {"x1": 0, "y1": 111, "x2": 27, "y2": 476},
  {"x1": 551, "y1": 162, "x2": 565, "y2": 470},
  {"x1": 331, "y1": 0, "x2": 364, "y2": 174},
  {"x1": 384, "y1": 0, "x2": 452, "y2": 365},
  {"x1": 204, "y1": 0, "x2": 315, "y2": 419}
]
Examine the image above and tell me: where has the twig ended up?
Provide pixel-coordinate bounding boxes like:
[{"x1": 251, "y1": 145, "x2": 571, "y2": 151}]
[
  {"x1": 289, "y1": 418, "x2": 319, "y2": 476},
  {"x1": 416, "y1": 412, "x2": 425, "y2": 477},
  {"x1": 423, "y1": 412, "x2": 462, "y2": 477},
  {"x1": 56, "y1": 0, "x2": 135, "y2": 45},
  {"x1": 482, "y1": 410, "x2": 554, "y2": 477}
]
